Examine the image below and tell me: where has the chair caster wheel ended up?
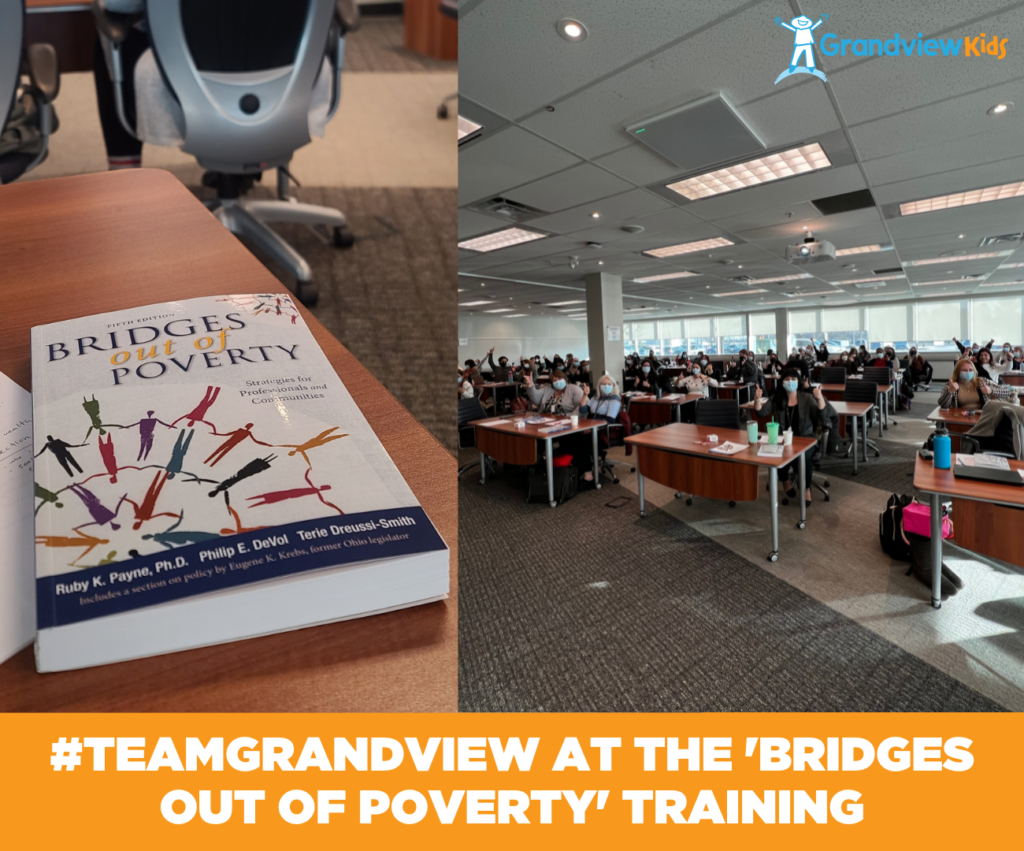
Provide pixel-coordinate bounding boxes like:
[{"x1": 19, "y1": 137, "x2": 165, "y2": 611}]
[
  {"x1": 595, "y1": 482, "x2": 602, "y2": 490},
  {"x1": 479, "y1": 479, "x2": 485, "y2": 485},
  {"x1": 612, "y1": 477, "x2": 619, "y2": 484},
  {"x1": 549, "y1": 501, "x2": 557, "y2": 508},
  {"x1": 294, "y1": 280, "x2": 318, "y2": 307},
  {"x1": 874, "y1": 451, "x2": 880, "y2": 457},
  {"x1": 729, "y1": 500, "x2": 736, "y2": 508},
  {"x1": 824, "y1": 494, "x2": 830, "y2": 502},
  {"x1": 640, "y1": 510, "x2": 647, "y2": 518},
  {"x1": 823, "y1": 479, "x2": 831, "y2": 487},
  {"x1": 437, "y1": 103, "x2": 449, "y2": 119},
  {"x1": 781, "y1": 497, "x2": 789, "y2": 506},
  {"x1": 883, "y1": 425, "x2": 888, "y2": 430},
  {"x1": 630, "y1": 467, "x2": 636, "y2": 473},
  {"x1": 332, "y1": 225, "x2": 355, "y2": 248},
  {"x1": 675, "y1": 492, "x2": 683, "y2": 499},
  {"x1": 685, "y1": 498, "x2": 693, "y2": 505},
  {"x1": 767, "y1": 552, "x2": 779, "y2": 563},
  {"x1": 797, "y1": 521, "x2": 806, "y2": 530}
]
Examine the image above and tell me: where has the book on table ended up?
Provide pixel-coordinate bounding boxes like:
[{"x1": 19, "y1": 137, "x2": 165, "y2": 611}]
[
  {"x1": 757, "y1": 444, "x2": 785, "y2": 458},
  {"x1": 708, "y1": 441, "x2": 748, "y2": 456},
  {"x1": 31, "y1": 295, "x2": 449, "y2": 672}
]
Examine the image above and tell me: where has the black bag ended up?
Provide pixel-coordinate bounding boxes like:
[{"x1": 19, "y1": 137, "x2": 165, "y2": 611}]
[
  {"x1": 527, "y1": 464, "x2": 578, "y2": 505},
  {"x1": 907, "y1": 542, "x2": 963, "y2": 599},
  {"x1": 879, "y1": 493, "x2": 914, "y2": 561}
]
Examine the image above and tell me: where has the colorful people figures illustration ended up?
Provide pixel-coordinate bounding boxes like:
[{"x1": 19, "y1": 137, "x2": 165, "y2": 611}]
[
  {"x1": 283, "y1": 427, "x2": 348, "y2": 466},
  {"x1": 208, "y1": 455, "x2": 277, "y2": 498},
  {"x1": 165, "y1": 429, "x2": 195, "y2": 480},
  {"x1": 204, "y1": 423, "x2": 270, "y2": 467},
  {"x1": 125, "y1": 409, "x2": 175, "y2": 461},
  {"x1": 98, "y1": 433, "x2": 119, "y2": 484},
  {"x1": 82, "y1": 394, "x2": 123, "y2": 438},
  {"x1": 34, "y1": 483, "x2": 64, "y2": 513},
  {"x1": 36, "y1": 435, "x2": 87, "y2": 477},
  {"x1": 68, "y1": 483, "x2": 126, "y2": 530},
  {"x1": 172, "y1": 386, "x2": 221, "y2": 428}
]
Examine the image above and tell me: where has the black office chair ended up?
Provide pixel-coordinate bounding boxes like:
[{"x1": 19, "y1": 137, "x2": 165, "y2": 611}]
[
  {"x1": 819, "y1": 367, "x2": 847, "y2": 385},
  {"x1": 0, "y1": 1, "x2": 60, "y2": 184},
  {"x1": 598, "y1": 408, "x2": 635, "y2": 484},
  {"x1": 842, "y1": 380, "x2": 881, "y2": 458},
  {"x1": 862, "y1": 367, "x2": 897, "y2": 427},
  {"x1": 677, "y1": 399, "x2": 741, "y2": 507},
  {"x1": 436, "y1": 0, "x2": 457, "y2": 119},
  {"x1": 458, "y1": 396, "x2": 496, "y2": 480}
]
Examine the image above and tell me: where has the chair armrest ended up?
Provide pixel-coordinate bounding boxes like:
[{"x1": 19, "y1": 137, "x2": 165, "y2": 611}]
[
  {"x1": 25, "y1": 43, "x2": 59, "y2": 102},
  {"x1": 336, "y1": 0, "x2": 361, "y2": 33},
  {"x1": 92, "y1": 1, "x2": 144, "y2": 43}
]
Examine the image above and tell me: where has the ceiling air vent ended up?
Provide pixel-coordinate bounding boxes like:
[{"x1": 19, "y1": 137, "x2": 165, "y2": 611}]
[
  {"x1": 728, "y1": 275, "x2": 753, "y2": 283},
  {"x1": 873, "y1": 267, "x2": 903, "y2": 274},
  {"x1": 978, "y1": 233, "x2": 1024, "y2": 246},
  {"x1": 855, "y1": 281, "x2": 886, "y2": 289},
  {"x1": 810, "y1": 189, "x2": 875, "y2": 216},
  {"x1": 468, "y1": 196, "x2": 548, "y2": 222}
]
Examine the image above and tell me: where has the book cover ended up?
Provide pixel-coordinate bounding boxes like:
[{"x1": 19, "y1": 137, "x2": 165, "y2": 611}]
[{"x1": 31, "y1": 295, "x2": 447, "y2": 642}]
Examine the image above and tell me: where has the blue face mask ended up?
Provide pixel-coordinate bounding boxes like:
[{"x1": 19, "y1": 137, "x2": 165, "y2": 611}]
[
  {"x1": 552, "y1": 379, "x2": 566, "y2": 390},
  {"x1": 959, "y1": 371, "x2": 974, "y2": 382},
  {"x1": 599, "y1": 384, "x2": 613, "y2": 395},
  {"x1": 642, "y1": 367, "x2": 650, "y2": 374},
  {"x1": 692, "y1": 367, "x2": 701, "y2": 375},
  {"x1": 783, "y1": 380, "x2": 799, "y2": 393}
]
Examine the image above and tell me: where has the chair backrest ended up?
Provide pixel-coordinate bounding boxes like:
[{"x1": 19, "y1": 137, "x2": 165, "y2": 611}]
[
  {"x1": 862, "y1": 366, "x2": 892, "y2": 385},
  {"x1": 843, "y1": 380, "x2": 878, "y2": 404},
  {"x1": 695, "y1": 399, "x2": 740, "y2": 430},
  {"x1": 819, "y1": 367, "x2": 847, "y2": 385},
  {"x1": 458, "y1": 396, "x2": 488, "y2": 427},
  {"x1": 0, "y1": 1, "x2": 23, "y2": 130},
  {"x1": 145, "y1": 0, "x2": 335, "y2": 172}
]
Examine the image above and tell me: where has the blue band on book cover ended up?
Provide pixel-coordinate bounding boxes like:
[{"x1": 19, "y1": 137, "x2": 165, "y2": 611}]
[{"x1": 37, "y1": 506, "x2": 444, "y2": 628}]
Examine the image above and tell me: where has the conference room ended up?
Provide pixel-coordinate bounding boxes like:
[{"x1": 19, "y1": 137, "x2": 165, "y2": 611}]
[
  {"x1": 0, "y1": 1, "x2": 457, "y2": 711},
  {"x1": 457, "y1": 1, "x2": 1024, "y2": 713}
]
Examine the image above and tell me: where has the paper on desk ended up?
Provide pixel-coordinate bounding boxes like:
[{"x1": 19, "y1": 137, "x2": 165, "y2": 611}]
[
  {"x1": 955, "y1": 455, "x2": 975, "y2": 466},
  {"x1": 974, "y1": 454, "x2": 1011, "y2": 471},
  {"x1": 709, "y1": 441, "x2": 748, "y2": 456},
  {"x1": 0, "y1": 372, "x2": 34, "y2": 665}
]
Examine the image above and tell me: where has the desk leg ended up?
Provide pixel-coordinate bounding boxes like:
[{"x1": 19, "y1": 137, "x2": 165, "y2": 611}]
[
  {"x1": 546, "y1": 437, "x2": 556, "y2": 508},
  {"x1": 480, "y1": 451, "x2": 487, "y2": 485},
  {"x1": 930, "y1": 492, "x2": 942, "y2": 609},
  {"x1": 767, "y1": 467, "x2": 779, "y2": 562},
  {"x1": 863, "y1": 412, "x2": 869, "y2": 462},
  {"x1": 797, "y1": 452, "x2": 806, "y2": 530},
  {"x1": 878, "y1": 392, "x2": 884, "y2": 437},
  {"x1": 638, "y1": 472, "x2": 646, "y2": 518},
  {"x1": 592, "y1": 427, "x2": 601, "y2": 490},
  {"x1": 851, "y1": 416, "x2": 859, "y2": 475}
]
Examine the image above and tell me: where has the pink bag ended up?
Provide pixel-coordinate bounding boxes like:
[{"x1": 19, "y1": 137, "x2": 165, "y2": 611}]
[{"x1": 902, "y1": 502, "x2": 953, "y2": 539}]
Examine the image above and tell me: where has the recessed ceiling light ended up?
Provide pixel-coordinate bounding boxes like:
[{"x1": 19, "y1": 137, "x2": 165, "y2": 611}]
[
  {"x1": 590, "y1": 212, "x2": 601, "y2": 219},
  {"x1": 905, "y1": 251, "x2": 1012, "y2": 266},
  {"x1": 458, "y1": 288, "x2": 466, "y2": 292},
  {"x1": 899, "y1": 181, "x2": 1024, "y2": 215},
  {"x1": 484, "y1": 308, "x2": 515, "y2": 313},
  {"x1": 712, "y1": 289, "x2": 768, "y2": 297},
  {"x1": 557, "y1": 18, "x2": 588, "y2": 42},
  {"x1": 746, "y1": 273, "x2": 811, "y2": 284},
  {"x1": 665, "y1": 143, "x2": 831, "y2": 201},
  {"x1": 958, "y1": 234, "x2": 965, "y2": 239},
  {"x1": 547, "y1": 300, "x2": 585, "y2": 306},
  {"x1": 835, "y1": 244, "x2": 889, "y2": 256},
  {"x1": 758, "y1": 300, "x2": 799, "y2": 306},
  {"x1": 561, "y1": 308, "x2": 587, "y2": 312},
  {"x1": 458, "y1": 227, "x2": 548, "y2": 252},
  {"x1": 988, "y1": 101, "x2": 1013, "y2": 116},
  {"x1": 457, "y1": 116, "x2": 482, "y2": 141},
  {"x1": 459, "y1": 300, "x2": 494, "y2": 307},
  {"x1": 598, "y1": 261, "x2": 604, "y2": 265},
  {"x1": 911, "y1": 281, "x2": 960, "y2": 286},
  {"x1": 633, "y1": 271, "x2": 699, "y2": 283},
  {"x1": 506, "y1": 314, "x2": 527, "y2": 317},
  {"x1": 643, "y1": 237, "x2": 734, "y2": 258},
  {"x1": 830, "y1": 274, "x2": 906, "y2": 284}
]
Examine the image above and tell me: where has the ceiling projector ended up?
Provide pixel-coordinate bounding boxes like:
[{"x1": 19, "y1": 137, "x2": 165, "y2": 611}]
[{"x1": 785, "y1": 231, "x2": 836, "y2": 264}]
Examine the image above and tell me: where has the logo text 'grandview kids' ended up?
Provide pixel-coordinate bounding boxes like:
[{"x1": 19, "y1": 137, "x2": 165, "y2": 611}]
[{"x1": 774, "y1": 14, "x2": 1008, "y2": 85}]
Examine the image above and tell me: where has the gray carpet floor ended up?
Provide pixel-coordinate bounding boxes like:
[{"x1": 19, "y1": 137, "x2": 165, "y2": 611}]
[
  {"x1": 458, "y1": 456, "x2": 1003, "y2": 712},
  {"x1": 346, "y1": 16, "x2": 458, "y2": 73},
  {"x1": 191, "y1": 186, "x2": 457, "y2": 453}
]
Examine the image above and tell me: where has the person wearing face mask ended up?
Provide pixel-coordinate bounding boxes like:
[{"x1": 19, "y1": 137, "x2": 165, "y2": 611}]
[
  {"x1": 675, "y1": 362, "x2": 719, "y2": 396},
  {"x1": 584, "y1": 374, "x2": 622, "y2": 422},
  {"x1": 752, "y1": 368, "x2": 830, "y2": 503},
  {"x1": 856, "y1": 345, "x2": 869, "y2": 366},
  {"x1": 907, "y1": 348, "x2": 932, "y2": 389},
  {"x1": 524, "y1": 369, "x2": 588, "y2": 415},
  {"x1": 953, "y1": 336, "x2": 994, "y2": 357},
  {"x1": 485, "y1": 347, "x2": 512, "y2": 382},
  {"x1": 867, "y1": 348, "x2": 890, "y2": 369},
  {"x1": 994, "y1": 342, "x2": 1017, "y2": 372},
  {"x1": 636, "y1": 359, "x2": 659, "y2": 394},
  {"x1": 1011, "y1": 347, "x2": 1024, "y2": 372},
  {"x1": 938, "y1": 358, "x2": 1015, "y2": 410},
  {"x1": 763, "y1": 350, "x2": 782, "y2": 376}
]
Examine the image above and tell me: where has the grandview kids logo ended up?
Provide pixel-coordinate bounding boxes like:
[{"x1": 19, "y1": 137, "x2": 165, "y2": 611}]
[{"x1": 774, "y1": 14, "x2": 1008, "y2": 85}]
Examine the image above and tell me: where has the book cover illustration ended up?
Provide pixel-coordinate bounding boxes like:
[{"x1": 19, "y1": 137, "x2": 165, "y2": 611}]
[{"x1": 33, "y1": 295, "x2": 445, "y2": 628}]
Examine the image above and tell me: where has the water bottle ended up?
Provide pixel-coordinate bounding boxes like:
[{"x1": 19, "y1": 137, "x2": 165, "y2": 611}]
[{"x1": 933, "y1": 424, "x2": 951, "y2": 470}]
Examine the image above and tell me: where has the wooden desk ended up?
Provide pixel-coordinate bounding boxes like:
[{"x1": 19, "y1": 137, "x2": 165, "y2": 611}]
[
  {"x1": 26, "y1": 0, "x2": 95, "y2": 75},
  {"x1": 926, "y1": 406, "x2": 981, "y2": 451},
  {"x1": 625, "y1": 423, "x2": 817, "y2": 562},
  {"x1": 913, "y1": 454, "x2": 1024, "y2": 608},
  {"x1": 715, "y1": 381, "x2": 753, "y2": 402},
  {"x1": 625, "y1": 392, "x2": 702, "y2": 426},
  {"x1": 0, "y1": 170, "x2": 456, "y2": 712},
  {"x1": 473, "y1": 416, "x2": 604, "y2": 507},
  {"x1": 821, "y1": 381, "x2": 890, "y2": 436},
  {"x1": 404, "y1": 0, "x2": 458, "y2": 61},
  {"x1": 1000, "y1": 372, "x2": 1024, "y2": 387},
  {"x1": 480, "y1": 380, "x2": 520, "y2": 411}
]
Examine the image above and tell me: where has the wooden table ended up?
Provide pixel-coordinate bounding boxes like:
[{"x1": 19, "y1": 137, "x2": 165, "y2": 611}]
[
  {"x1": 0, "y1": 170, "x2": 456, "y2": 712},
  {"x1": 473, "y1": 416, "x2": 605, "y2": 507},
  {"x1": 625, "y1": 423, "x2": 817, "y2": 562},
  {"x1": 404, "y1": 0, "x2": 458, "y2": 61},
  {"x1": 999, "y1": 372, "x2": 1024, "y2": 387},
  {"x1": 715, "y1": 381, "x2": 753, "y2": 402},
  {"x1": 625, "y1": 392, "x2": 702, "y2": 426},
  {"x1": 480, "y1": 380, "x2": 520, "y2": 412},
  {"x1": 820, "y1": 381, "x2": 891, "y2": 436},
  {"x1": 926, "y1": 406, "x2": 982, "y2": 451},
  {"x1": 913, "y1": 454, "x2": 1024, "y2": 608}
]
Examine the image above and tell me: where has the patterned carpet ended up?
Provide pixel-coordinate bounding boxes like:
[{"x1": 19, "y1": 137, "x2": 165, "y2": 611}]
[
  {"x1": 458, "y1": 459, "x2": 1003, "y2": 712},
  {"x1": 346, "y1": 16, "x2": 458, "y2": 73}
]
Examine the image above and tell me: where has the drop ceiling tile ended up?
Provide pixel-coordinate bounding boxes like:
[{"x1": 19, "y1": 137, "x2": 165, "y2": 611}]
[
  {"x1": 528, "y1": 188, "x2": 674, "y2": 235},
  {"x1": 458, "y1": 208, "x2": 509, "y2": 239},
  {"x1": 593, "y1": 144, "x2": 686, "y2": 187},
  {"x1": 504, "y1": 162, "x2": 636, "y2": 213}
]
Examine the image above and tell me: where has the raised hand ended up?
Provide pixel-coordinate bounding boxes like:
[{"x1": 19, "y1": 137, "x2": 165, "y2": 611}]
[
  {"x1": 524, "y1": 373, "x2": 534, "y2": 388},
  {"x1": 489, "y1": 347, "x2": 495, "y2": 354},
  {"x1": 949, "y1": 380, "x2": 959, "y2": 393},
  {"x1": 811, "y1": 385, "x2": 823, "y2": 401},
  {"x1": 979, "y1": 382, "x2": 991, "y2": 396},
  {"x1": 754, "y1": 385, "x2": 763, "y2": 400}
]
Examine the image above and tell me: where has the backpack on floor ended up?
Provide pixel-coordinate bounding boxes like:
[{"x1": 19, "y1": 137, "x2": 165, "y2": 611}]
[
  {"x1": 879, "y1": 493, "x2": 914, "y2": 561},
  {"x1": 907, "y1": 542, "x2": 963, "y2": 599},
  {"x1": 527, "y1": 464, "x2": 578, "y2": 505}
]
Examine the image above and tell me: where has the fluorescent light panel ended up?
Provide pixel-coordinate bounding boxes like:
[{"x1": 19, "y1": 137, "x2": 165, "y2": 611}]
[
  {"x1": 547, "y1": 300, "x2": 585, "y2": 306},
  {"x1": 911, "y1": 281, "x2": 962, "y2": 286},
  {"x1": 665, "y1": 143, "x2": 831, "y2": 201},
  {"x1": 484, "y1": 308, "x2": 515, "y2": 313},
  {"x1": 712, "y1": 289, "x2": 768, "y2": 297},
  {"x1": 905, "y1": 251, "x2": 1011, "y2": 266},
  {"x1": 643, "y1": 237, "x2": 734, "y2": 258},
  {"x1": 835, "y1": 244, "x2": 887, "y2": 256},
  {"x1": 831, "y1": 274, "x2": 906, "y2": 285},
  {"x1": 746, "y1": 273, "x2": 811, "y2": 284},
  {"x1": 458, "y1": 227, "x2": 547, "y2": 252},
  {"x1": 633, "y1": 271, "x2": 699, "y2": 282},
  {"x1": 758, "y1": 300, "x2": 801, "y2": 305},
  {"x1": 506, "y1": 314, "x2": 528, "y2": 317},
  {"x1": 979, "y1": 280, "x2": 1024, "y2": 287},
  {"x1": 899, "y1": 180, "x2": 1024, "y2": 215},
  {"x1": 457, "y1": 116, "x2": 482, "y2": 140},
  {"x1": 459, "y1": 300, "x2": 495, "y2": 307}
]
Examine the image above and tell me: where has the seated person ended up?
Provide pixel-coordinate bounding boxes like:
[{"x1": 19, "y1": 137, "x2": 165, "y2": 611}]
[
  {"x1": 762, "y1": 350, "x2": 782, "y2": 375},
  {"x1": 785, "y1": 352, "x2": 810, "y2": 382},
  {"x1": 906, "y1": 348, "x2": 932, "y2": 387},
  {"x1": 576, "y1": 359, "x2": 592, "y2": 388},
  {"x1": 938, "y1": 358, "x2": 1015, "y2": 410},
  {"x1": 485, "y1": 347, "x2": 512, "y2": 382},
  {"x1": 866, "y1": 348, "x2": 892, "y2": 370},
  {"x1": 974, "y1": 347, "x2": 998, "y2": 381},
  {"x1": 994, "y1": 342, "x2": 1018, "y2": 372},
  {"x1": 524, "y1": 370, "x2": 587, "y2": 415},
  {"x1": 634, "y1": 360, "x2": 659, "y2": 394},
  {"x1": 856, "y1": 345, "x2": 870, "y2": 366},
  {"x1": 583, "y1": 374, "x2": 622, "y2": 422},
  {"x1": 954, "y1": 336, "x2": 993, "y2": 357},
  {"x1": 674, "y1": 364, "x2": 718, "y2": 396},
  {"x1": 751, "y1": 369, "x2": 830, "y2": 503}
]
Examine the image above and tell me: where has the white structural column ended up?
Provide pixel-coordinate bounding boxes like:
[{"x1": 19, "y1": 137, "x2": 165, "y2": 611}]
[
  {"x1": 775, "y1": 307, "x2": 790, "y2": 354},
  {"x1": 585, "y1": 272, "x2": 624, "y2": 383}
]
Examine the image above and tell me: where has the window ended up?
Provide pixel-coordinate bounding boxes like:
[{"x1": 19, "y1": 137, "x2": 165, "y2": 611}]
[
  {"x1": 718, "y1": 314, "x2": 748, "y2": 354},
  {"x1": 823, "y1": 307, "x2": 866, "y2": 350},
  {"x1": 972, "y1": 297, "x2": 1022, "y2": 349},
  {"x1": 867, "y1": 305, "x2": 910, "y2": 350},
  {"x1": 633, "y1": 321, "x2": 659, "y2": 357},
  {"x1": 686, "y1": 317, "x2": 716, "y2": 354},
  {"x1": 658, "y1": 320, "x2": 685, "y2": 355},
  {"x1": 914, "y1": 300, "x2": 963, "y2": 352},
  {"x1": 790, "y1": 309, "x2": 820, "y2": 350},
  {"x1": 750, "y1": 312, "x2": 777, "y2": 354}
]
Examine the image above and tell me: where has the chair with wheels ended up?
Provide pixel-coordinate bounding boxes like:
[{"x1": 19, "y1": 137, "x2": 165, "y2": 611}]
[
  {"x1": 862, "y1": 367, "x2": 896, "y2": 427},
  {"x1": 92, "y1": 0, "x2": 361, "y2": 307},
  {"x1": 819, "y1": 367, "x2": 847, "y2": 385},
  {"x1": 677, "y1": 399, "x2": 741, "y2": 507},
  {"x1": 1, "y1": 1, "x2": 60, "y2": 185},
  {"x1": 841, "y1": 380, "x2": 881, "y2": 459},
  {"x1": 598, "y1": 407, "x2": 634, "y2": 484},
  {"x1": 458, "y1": 396, "x2": 496, "y2": 480},
  {"x1": 436, "y1": 0, "x2": 457, "y2": 119}
]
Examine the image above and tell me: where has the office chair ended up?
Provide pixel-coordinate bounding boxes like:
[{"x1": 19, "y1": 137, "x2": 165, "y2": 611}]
[
  {"x1": 0, "y1": 1, "x2": 60, "y2": 184},
  {"x1": 436, "y1": 0, "x2": 457, "y2": 119},
  {"x1": 819, "y1": 367, "x2": 847, "y2": 385},
  {"x1": 963, "y1": 403, "x2": 1022, "y2": 460},
  {"x1": 598, "y1": 408, "x2": 635, "y2": 484},
  {"x1": 677, "y1": 399, "x2": 741, "y2": 507},
  {"x1": 93, "y1": 0, "x2": 360, "y2": 307},
  {"x1": 841, "y1": 380, "x2": 881, "y2": 459},
  {"x1": 862, "y1": 366, "x2": 897, "y2": 427},
  {"x1": 458, "y1": 396, "x2": 496, "y2": 480}
]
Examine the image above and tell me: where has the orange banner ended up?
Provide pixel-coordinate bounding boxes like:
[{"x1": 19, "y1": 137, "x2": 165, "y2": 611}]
[{"x1": 1, "y1": 713, "x2": 1018, "y2": 847}]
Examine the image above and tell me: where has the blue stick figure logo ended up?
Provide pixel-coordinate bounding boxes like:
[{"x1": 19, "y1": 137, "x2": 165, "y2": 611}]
[{"x1": 774, "y1": 13, "x2": 829, "y2": 84}]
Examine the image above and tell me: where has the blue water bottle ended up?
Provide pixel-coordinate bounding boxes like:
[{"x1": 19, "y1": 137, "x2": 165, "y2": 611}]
[{"x1": 932, "y1": 424, "x2": 951, "y2": 470}]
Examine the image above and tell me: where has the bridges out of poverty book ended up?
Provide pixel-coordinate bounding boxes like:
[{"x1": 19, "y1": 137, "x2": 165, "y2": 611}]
[{"x1": 31, "y1": 294, "x2": 448, "y2": 671}]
